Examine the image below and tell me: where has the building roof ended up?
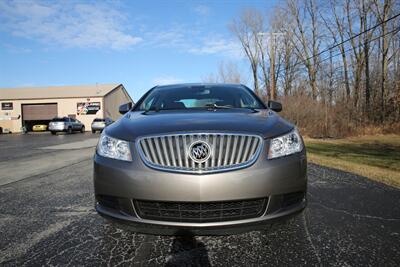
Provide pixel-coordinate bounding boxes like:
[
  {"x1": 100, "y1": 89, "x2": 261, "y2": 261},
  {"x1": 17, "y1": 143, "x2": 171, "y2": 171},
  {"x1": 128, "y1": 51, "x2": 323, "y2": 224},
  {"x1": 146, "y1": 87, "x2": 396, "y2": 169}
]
[{"x1": 0, "y1": 84, "x2": 122, "y2": 100}]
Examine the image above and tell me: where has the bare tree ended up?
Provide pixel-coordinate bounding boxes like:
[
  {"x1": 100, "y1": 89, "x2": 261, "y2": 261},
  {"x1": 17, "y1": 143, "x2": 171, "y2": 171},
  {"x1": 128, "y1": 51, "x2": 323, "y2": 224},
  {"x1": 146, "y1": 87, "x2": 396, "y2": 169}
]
[
  {"x1": 271, "y1": 5, "x2": 299, "y2": 97},
  {"x1": 373, "y1": 0, "x2": 392, "y2": 122},
  {"x1": 228, "y1": 0, "x2": 400, "y2": 137},
  {"x1": 346, "y1": 0, "x2": 366, "y2": 108},
  {"x1": 230, "y1": 9, "x2": 263, "y2": 94},
  {"x1": 202, "y1": 61, "x2": 244, "y2": 84},
  {"x1": 392, "y1": 23, "x2": 400, "y2": 122},
  {"x1": 362, "y1": 0, "x2": 374, "y2": 117},
  {"x1": 256, "y1": 33, "x2": 270, "y2": 99},
  {"x1": 323, "y1": 0, "x2": 352, "y2": 101},
  {"x1": 281, "y1": 33, "x2": 299, "y2": 96},
  {"x1": 217, "y1": 61, "x2": 243, "y2": 84},
  {"x1": 257, "y1": 32, "x2": 283, "y2": 100},
  {"x1": 286, "y1": 0, "x2": 321, "y2": 99},
  {"x1": 202, "y1": 73, "x2": 218, "y2": 83}
]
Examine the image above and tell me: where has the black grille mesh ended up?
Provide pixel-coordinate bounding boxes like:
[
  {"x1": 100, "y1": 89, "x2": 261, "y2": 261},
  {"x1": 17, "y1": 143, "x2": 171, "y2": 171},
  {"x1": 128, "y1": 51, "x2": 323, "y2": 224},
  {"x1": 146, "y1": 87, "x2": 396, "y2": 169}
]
[{"x1": 134, "y1": 198, "x2": 267, "y2": 223}]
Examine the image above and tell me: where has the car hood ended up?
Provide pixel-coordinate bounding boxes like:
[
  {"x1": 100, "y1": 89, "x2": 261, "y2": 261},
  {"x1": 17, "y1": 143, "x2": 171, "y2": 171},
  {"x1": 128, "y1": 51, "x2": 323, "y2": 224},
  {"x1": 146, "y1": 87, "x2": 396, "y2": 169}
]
[{"x1": 106, "y1": 109, "x2": 294, "y2": 141}]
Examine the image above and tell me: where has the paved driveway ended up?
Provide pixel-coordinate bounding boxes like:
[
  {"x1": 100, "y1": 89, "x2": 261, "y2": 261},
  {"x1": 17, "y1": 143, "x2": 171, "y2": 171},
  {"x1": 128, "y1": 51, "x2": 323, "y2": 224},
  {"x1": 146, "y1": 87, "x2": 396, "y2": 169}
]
[{"x1": 0, "y1": 133, "x2": 399, "y2": 266}]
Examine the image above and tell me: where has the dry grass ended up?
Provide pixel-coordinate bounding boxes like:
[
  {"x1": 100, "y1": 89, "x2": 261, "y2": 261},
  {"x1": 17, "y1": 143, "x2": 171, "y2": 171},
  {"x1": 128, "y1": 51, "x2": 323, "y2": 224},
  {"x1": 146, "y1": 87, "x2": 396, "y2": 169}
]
[
  {"x1": 280, "y1": 94, "x2": 400, "y2": 138},
  {"x1": 304, "y1": 134, "x2": 400, "y2": 188}
]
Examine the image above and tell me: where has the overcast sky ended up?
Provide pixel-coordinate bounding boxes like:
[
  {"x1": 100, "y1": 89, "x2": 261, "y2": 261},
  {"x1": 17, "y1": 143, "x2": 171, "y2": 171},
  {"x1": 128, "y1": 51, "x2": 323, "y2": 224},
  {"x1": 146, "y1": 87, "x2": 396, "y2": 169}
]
[{"x1": 0, "y1": 0, "x2": 277, "y2": 101}]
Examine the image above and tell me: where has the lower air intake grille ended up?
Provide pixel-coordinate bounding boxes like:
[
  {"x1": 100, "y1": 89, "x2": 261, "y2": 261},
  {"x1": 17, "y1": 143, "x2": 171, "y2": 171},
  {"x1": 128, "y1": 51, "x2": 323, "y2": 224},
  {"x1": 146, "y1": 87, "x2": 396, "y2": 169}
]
[{"x1": 134, "y1": 198, "x2": 267, "y2": 223}]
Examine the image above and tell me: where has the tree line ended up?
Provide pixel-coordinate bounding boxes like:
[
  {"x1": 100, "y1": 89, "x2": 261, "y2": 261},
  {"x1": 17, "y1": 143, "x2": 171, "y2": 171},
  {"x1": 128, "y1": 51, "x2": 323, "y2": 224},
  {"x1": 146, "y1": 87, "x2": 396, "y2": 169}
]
[{"x1": 213, "y1": 0, "x2": 400, "y2": 137}]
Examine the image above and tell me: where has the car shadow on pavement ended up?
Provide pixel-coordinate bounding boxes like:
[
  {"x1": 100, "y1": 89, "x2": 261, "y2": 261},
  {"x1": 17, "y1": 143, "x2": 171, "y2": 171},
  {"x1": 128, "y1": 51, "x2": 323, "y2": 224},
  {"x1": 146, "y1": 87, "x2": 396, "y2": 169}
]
[{"x1": 165, "y1": 230, "x2": 211, "y2": 267}]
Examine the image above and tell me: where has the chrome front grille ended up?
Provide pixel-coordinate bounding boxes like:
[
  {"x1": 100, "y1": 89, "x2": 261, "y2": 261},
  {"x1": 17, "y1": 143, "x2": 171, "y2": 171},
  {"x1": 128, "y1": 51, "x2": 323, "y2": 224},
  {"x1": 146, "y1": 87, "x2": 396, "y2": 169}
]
[{"x1": 137, "y1": 133, "x2": 263, "y2": 174}]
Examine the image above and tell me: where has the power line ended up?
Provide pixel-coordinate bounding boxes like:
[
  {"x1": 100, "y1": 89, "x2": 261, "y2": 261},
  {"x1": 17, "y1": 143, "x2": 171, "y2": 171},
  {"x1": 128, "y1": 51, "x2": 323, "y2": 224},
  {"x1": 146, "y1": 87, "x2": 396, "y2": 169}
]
[
  {"x1": 259, "y1": 11, "x2": 400, "y2": 84},
  {"x1": 305, "y1": 11, "x2": 400, "y2": 62},
  {"x1": 319, "y1": 27, "x2": 399, "y2": 83},
  {"x1": 288, "y1": 25, "x2": 400, "y2": 73},
  {"x1": 318, "y1": 26, "x2": 400, "y2": 65}
]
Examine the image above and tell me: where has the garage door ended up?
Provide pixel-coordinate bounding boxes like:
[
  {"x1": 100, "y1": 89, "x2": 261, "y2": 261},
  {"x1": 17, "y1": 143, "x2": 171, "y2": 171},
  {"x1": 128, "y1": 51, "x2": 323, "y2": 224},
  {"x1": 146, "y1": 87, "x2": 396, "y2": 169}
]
[{"x1": 22, "y1": 104, "x2": 58, "y2": 120}]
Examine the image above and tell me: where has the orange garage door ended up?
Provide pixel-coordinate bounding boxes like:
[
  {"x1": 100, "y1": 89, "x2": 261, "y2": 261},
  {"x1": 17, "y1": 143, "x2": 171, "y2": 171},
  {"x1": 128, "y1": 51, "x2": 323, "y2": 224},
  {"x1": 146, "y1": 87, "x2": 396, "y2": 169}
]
[{"x1": 22, "y1": 103, "x2": 58, "y2": 120}]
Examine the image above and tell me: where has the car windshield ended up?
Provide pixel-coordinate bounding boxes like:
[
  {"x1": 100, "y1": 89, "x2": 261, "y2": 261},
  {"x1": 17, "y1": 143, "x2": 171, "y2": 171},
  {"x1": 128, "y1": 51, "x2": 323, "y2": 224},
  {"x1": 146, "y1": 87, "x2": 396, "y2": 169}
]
[
  {"x1": 93, "y1": 118, "x2": 105, "y2": 122},
  {"x1": 136, "y1": 85, "x2": 265, "y2": 111}
]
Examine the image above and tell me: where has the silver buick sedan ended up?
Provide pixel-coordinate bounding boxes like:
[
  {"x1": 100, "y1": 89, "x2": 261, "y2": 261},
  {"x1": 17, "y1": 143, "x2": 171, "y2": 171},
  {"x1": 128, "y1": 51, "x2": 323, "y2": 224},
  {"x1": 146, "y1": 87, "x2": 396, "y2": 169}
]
[{"x1": 93, "y1": 83, "x2": 307, "y2": 234}]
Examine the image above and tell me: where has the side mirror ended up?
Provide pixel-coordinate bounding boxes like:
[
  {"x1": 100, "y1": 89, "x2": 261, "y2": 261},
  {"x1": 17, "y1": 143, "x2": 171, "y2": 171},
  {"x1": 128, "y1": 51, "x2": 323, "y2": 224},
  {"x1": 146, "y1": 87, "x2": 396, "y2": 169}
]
[
  {"x1": 267, "y1": 100, "x2": 282, "y2": 112},
  {"x1": 119, "y1": 102, "x2": 133, "y2": 114}
]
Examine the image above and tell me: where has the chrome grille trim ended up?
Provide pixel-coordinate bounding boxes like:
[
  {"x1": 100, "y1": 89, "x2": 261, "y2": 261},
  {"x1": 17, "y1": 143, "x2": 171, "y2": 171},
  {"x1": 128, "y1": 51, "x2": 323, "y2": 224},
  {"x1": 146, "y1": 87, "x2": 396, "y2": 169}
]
[{"x1": 136, "y1": 133, "x2": 264, "y2": 174}]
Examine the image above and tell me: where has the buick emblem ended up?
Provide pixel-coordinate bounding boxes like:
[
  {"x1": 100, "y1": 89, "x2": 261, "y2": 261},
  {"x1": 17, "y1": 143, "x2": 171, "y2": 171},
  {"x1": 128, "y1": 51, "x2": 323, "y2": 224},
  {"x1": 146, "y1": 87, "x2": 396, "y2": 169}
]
[{"x1": 188, "y1": 141, "x2": 211, "y2": 163}]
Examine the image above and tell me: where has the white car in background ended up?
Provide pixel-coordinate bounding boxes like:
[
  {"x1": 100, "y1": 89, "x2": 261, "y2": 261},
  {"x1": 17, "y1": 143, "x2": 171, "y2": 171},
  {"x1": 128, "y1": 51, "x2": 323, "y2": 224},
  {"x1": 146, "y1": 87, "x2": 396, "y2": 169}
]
[
  {"x1": 49, "y1": 117, "x2": 85, "y2": 135},
  {"x1": 91, "y1": 118, "x2": 113, "y2": 133}
]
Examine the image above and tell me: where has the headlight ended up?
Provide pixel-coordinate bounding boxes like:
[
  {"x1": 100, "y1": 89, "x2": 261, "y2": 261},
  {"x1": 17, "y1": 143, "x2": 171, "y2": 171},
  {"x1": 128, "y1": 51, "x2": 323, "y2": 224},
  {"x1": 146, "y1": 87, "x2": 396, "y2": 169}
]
[
  {"x1": 268, "y1": 129, "x2": 303, "y2": 159},
  {"x1": 97, "y1": 133, "x2": 132, "y2": 161}
]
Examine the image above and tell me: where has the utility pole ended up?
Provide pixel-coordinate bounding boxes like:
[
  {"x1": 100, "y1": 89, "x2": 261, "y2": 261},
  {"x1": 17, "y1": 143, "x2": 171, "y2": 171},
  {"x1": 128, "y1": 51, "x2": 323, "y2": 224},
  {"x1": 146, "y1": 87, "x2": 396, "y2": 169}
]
[
  {"x1": 258, "y1": 32, "x2": 283, "y2": 100},
  {"x1": 270, "y1": 33, "x2": 276, "y2": 100}
]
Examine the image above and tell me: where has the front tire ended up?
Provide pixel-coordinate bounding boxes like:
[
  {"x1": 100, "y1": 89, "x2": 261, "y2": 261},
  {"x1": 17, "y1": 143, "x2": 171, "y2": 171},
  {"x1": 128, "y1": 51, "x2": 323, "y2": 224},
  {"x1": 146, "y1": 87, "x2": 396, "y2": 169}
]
[
  {"x1": 92, "y1": 130, "x2": 96, "y2": 134},
  {"x1": 80, "y1": 126, "x2": 85, "y2": 133},
  {"x1": 51, "y1": 131, "x2": 56, "y2": 135},
  {"x1": 67, "y1": 127, "x2": 72, "y2": 134}
]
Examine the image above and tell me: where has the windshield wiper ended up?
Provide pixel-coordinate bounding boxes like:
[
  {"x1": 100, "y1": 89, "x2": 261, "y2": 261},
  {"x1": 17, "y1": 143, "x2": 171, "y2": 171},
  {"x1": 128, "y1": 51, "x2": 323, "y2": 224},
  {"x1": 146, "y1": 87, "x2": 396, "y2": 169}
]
[
  {"x1": 204, "y1": 103, "x2": 259, "y2": 112},
  {"x1": 205, "y1": 103, "x2": 233, "y2": 109}
]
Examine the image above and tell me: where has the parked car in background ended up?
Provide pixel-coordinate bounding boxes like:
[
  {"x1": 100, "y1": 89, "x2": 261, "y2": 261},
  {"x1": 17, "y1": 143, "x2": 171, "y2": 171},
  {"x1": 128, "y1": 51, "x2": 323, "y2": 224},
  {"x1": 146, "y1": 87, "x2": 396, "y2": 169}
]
[
  {"x1": 91, "y1": 118, "x2": 113, "y2": 133},
  {"x1": 48, "y1": 117, "x2": 85, "y2": 135},
  {"x1": 32, "y1": 124, "x2": 47, "y2": 132}
]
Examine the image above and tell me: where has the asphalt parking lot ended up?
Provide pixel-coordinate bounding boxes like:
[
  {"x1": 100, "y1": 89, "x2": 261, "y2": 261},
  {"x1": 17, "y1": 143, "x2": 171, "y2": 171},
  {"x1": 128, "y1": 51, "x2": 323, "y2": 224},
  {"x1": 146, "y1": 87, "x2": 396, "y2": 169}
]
[{"x1": 0, "y1": 133, "x2": 399, "y2": 266}]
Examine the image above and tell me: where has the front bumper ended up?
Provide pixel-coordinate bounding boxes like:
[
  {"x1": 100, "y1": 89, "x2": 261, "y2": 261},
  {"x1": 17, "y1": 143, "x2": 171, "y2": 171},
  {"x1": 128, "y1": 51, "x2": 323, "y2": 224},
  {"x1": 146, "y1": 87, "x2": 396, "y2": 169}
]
[
  {"x1": 91, "y1": 126, "x2": 105, "y2": 131},
  {"x1": 93, "y1": 143, "x2": 307, "y2": 233},
  {"x1": 96, "y1": 198, "x2": 306, "y2": 235}
]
